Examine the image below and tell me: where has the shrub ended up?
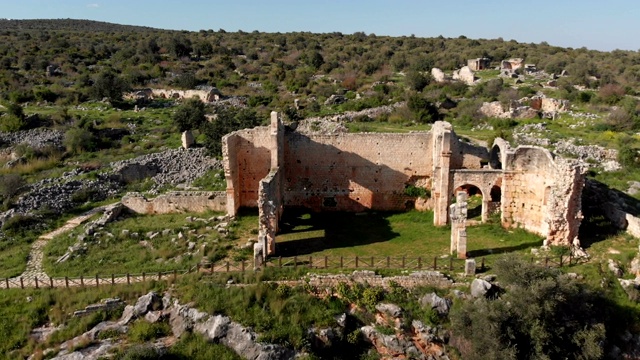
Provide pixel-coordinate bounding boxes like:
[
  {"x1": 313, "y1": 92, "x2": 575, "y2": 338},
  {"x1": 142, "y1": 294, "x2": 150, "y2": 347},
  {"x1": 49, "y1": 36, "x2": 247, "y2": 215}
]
[{"x1": 64, "y1": 128, "x2": 96, "y2": 153}]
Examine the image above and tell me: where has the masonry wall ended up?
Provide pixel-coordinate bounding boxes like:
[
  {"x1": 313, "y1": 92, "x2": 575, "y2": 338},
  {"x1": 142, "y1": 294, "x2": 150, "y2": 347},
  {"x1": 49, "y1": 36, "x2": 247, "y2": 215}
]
[
  {"x1": 122, "y1": 191, "x2": 227, "y2": 214},
  {"x1": 222, "y1": 127, "x2": 272, "y2": 214},
  {"x1": 283, "y1": 132, "x2": 432, "y2": 212}
]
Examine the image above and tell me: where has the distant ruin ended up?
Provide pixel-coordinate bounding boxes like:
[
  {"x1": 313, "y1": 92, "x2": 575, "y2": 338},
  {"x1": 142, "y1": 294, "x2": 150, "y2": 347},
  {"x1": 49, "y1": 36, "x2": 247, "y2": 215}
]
[{"x1": 222, "y1": 112, "x2": 586, "y2": 258}]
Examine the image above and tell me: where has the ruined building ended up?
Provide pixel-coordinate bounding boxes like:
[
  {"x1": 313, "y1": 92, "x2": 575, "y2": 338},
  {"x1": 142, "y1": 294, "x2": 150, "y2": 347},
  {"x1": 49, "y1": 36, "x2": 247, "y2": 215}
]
[{"x1": 222, "y1": 113, "x2": 586, "y2": 257}]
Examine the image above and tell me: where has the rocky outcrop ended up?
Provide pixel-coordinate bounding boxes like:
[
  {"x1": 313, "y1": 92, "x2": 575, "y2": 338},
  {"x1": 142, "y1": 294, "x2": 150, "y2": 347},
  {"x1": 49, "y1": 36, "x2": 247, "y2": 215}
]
[
  {"x1": 452, "y1": 66, "x2": 476, "y2": 85},
  {"x1": 39, "y1": 292, "x2": 296, "y2": 360},
  {"x1": 431, "y1": 68, "x2": 447, "y2": 83},
  {"x1": 0, "y1": 128, "x2": 64, "y2": 150}
]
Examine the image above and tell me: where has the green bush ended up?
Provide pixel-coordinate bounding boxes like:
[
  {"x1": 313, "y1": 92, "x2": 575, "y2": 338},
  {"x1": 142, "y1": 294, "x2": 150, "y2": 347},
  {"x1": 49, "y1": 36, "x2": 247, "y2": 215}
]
[{"x1": 64, "y1": 128, "x2": 96, "y2": 153}]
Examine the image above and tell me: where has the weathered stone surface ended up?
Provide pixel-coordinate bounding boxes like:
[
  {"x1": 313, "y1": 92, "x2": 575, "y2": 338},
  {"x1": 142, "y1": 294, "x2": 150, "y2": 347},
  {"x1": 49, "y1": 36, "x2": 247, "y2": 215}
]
[
  {"x1": 431, "y1": 68, "x2": 446, "y2": 83},
  {"x1": 470, "y1": 278, "x2": 492, "y2": 298},
  {"x1": 181, "y1": 130, "x2": 195, "y2": 149},
  {"x1": 419, "y1": 293, "x2": 452, "y2": 315},
  {"x1": 122, "y1": 191, "x2": 227, "y2": 214},
  {"x1": 452, "y1": 66, "x2": 476, "y2": 85}
]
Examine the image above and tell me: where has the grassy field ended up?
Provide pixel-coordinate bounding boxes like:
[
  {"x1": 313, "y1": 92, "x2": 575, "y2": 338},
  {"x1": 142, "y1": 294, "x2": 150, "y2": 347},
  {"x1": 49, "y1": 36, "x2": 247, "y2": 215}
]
[{"x1": 274, "y1": 208, "x2": 543, "y2": 263}]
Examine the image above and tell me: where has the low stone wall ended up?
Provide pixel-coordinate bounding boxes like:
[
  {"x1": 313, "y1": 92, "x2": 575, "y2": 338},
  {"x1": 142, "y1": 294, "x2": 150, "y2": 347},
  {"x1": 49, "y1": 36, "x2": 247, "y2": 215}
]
[
  {"x1": 277, "y1": 270, "x2": 454, "y2": 289},
  {"x1": 122, "y1": 191, "x2": 227, "y2": 214}
]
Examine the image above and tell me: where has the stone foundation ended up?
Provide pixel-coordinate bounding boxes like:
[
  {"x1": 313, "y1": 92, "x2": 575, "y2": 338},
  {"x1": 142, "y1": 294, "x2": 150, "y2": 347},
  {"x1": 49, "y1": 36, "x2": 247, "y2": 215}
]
[{"x1": 122, "y1": 191, "x2": 227, "y2": 214}]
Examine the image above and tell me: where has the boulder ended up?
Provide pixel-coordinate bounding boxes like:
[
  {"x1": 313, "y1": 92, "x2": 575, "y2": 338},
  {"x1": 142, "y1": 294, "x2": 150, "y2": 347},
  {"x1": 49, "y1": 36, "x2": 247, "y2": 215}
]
[
  {"x1": 419, "y1": 293, "x2": 452, "y2": 315},
  {"x1": 375, "y1": 303, "x2": 403, "y2": 318},
  {"x1": 470, "y1": 278, "x2": 492, "y2": 298},
  {"x1": 431, "y1": 68, "x2": 446, "y2": 83}
]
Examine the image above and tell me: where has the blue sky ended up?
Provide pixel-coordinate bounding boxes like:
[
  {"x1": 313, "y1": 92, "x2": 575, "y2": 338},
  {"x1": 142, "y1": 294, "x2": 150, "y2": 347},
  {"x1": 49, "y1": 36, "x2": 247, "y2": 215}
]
[{"x1": 3, "y1": 0, "x2": 638, "y2": 51}]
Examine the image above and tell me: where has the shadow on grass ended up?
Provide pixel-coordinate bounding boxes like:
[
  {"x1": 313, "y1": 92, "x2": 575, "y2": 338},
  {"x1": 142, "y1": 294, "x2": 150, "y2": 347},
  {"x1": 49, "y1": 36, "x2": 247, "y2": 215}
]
[
  {"x1": 579, "y1": 178, "x2": 637, "y2": 249},
  {"x1": 467, "y1": 239, "x2": 543, "y2": 258},
  {"x1": 275, "y1": 207, "x2": 400, "y2": 256}
]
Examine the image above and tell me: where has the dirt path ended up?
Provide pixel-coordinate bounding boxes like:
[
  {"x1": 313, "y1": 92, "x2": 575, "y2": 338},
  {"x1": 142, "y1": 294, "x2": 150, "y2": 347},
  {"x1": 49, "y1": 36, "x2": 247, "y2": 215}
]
[{"x1": 10, "y1": 205, "x2": 108, "y2": 282}]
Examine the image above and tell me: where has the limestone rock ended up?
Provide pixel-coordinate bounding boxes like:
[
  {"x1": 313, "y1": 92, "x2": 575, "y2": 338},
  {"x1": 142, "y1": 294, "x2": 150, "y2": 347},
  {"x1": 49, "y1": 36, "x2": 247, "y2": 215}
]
[
  {"x1": 608, "y1": 259, "x2": 624, "y2": 278},
  {"x1": 375, "y1": 303, "x2": 403, "y2": 318},
  {"x1": 181, "y1": 130, "x2": 194, "y2": 149},
  {"x1": 419, "y1": 293, "x2": 452, "y2": 315},
  {"x1": 431, "y1": 68, "x2": 446, "y2": 83},
  {"x1": 470, "y1": 278, "x2": 492, "y2": 298}
]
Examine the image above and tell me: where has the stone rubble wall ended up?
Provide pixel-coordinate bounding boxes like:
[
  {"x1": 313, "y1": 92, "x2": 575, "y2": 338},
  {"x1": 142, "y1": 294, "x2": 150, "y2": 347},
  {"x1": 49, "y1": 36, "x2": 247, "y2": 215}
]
[
  {"x1": 284, "y1": 132, "x2": 432, "y2": 212},
  {"x1": 126, "y1": 88, "x2": 220, "y2": 102},
  {"x1": 122, "y1": 191, "x2": 227, "y2": 214}
]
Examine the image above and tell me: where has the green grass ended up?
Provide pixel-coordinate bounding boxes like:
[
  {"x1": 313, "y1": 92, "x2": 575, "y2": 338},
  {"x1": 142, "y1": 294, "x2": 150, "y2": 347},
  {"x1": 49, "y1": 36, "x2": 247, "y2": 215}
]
[
  {"x1": 0, "y1": 281, "x2": 161, "y2": 359},
  {"x1": 275, "y1": 209, "x2": 543, "y2": 262},
  {"x1": 0, "y1": 239, "x2": 30, "y2": 278},
  {"x1": 43, "y1": 211, "x2": 224, "y2": 277}
]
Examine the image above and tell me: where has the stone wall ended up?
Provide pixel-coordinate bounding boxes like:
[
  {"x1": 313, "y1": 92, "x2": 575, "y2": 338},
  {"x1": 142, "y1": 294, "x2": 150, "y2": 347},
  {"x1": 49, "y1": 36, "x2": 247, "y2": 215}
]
[
  {"x1": 122, "y1": 191, "x2": 227, "y2": 214},
  {"x1": 126, "y1": 88, "x2": 220, "y2": 102},
  {"x1": 222, "y1": 126, "x2": 272, "y2": 214},
  {"x1": 284, "y1": 132, "x2": 432, "y2": 212},
  {"x1": 500, "y1": 146, "x2": 585, "y2": 244}
]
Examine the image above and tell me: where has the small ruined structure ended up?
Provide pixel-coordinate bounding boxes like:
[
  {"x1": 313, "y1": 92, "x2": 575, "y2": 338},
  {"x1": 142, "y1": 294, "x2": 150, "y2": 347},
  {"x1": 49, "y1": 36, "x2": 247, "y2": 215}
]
[
  {"x1": 222, "y1": 113, "x2": 586, "y2": 260},
  {"x1": 500, "y1": 58, "x2": 524, "y2": 71},
  {"x1": 467, "y1": 58, "x2": 491, "y2": 71},
  {"x1": 450, "y1": 191, "x2": 468, "y2": 259}
]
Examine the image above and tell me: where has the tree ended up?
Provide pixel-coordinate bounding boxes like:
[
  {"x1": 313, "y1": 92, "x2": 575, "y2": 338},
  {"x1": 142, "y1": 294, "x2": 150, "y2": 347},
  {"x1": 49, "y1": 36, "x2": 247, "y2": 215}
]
[
  {"x1": 63, "y1": 128, "x2": 96, "y2": 153},
  {"x1": 406, "y1": 93, "x2": 439, "y2": 123},
  {"x1": 172, "y1": 97, "x2": 206, "y2": 132},
  {"x1": 90, "y1": 69, "x2": 129, "y2": 101},
  {"x1": 405, "y1": 70, "x2": 430, "y2": 92},
  {"x1": 202, "y1": 107, "x2": 261, "y2": 155},
  {"x1": 450, "y1": 256, "x2": 611, "y2": 360}
]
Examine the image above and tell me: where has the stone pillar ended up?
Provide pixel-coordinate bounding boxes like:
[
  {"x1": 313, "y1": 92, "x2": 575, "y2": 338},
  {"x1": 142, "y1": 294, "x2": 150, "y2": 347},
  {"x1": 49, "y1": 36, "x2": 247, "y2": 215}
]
[
  {"x1": 181, "y1": 130, "x2": 194, "y2": 149},
  {"x1": 253, "y1": 242, "x2": 264, "y2": 270},
  {"x1": 465, "y1": 259, "x2": 476, "y2": 276},
  {"x1": 450, "y1": 191, "x2": 468, "y2": 259},
  {"x1": 432, "y1": 124, "x2": 453, "y2": 226}
]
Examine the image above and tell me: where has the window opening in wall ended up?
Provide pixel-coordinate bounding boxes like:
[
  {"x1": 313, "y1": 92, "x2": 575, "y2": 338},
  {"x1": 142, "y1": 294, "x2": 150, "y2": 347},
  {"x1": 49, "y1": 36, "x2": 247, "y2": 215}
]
[{"x1": 489, "y1": 145, "x2": 503, "y2": 169}]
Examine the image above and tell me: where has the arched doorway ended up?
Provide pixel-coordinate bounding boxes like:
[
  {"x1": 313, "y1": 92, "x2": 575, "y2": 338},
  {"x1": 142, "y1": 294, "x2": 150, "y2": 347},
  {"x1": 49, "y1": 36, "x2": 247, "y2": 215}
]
[
  {"x1": 453, "y1": 184, "x2": 483, "y2": 221},
  {"x1": 489, "y1": 145, "x2": 503, "y2": 170}
]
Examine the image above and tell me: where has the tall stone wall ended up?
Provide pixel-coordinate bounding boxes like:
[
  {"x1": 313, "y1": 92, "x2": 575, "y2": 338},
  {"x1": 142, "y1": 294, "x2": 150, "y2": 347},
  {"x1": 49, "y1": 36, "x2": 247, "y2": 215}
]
[
  {"x1": 258, "y1": 169, "x2": 283, "y2": 255},
  {"x1": 122, "y1": 191, "x2": 227, "y2": 214},
  {"x1": 222, "y1": 126, "x2": 272, "y2": 215},
  {"x1": 501, "y1": 146, "x2": 584, "y2": 244},
  {"x1": 283, "y1": 132, "x2": 432, "y2": 212}
]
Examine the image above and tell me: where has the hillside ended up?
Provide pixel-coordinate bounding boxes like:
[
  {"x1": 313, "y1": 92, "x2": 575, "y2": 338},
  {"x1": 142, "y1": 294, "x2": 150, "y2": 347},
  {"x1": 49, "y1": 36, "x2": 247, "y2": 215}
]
[{"x1": 0, "y1": 19, "x2": 639, "y2": 359}]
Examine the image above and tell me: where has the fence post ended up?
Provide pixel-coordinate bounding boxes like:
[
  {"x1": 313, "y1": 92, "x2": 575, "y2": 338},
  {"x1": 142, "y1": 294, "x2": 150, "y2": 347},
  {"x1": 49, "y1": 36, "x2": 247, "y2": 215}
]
[
  {"x1": 158, "y1": 272, "x2": 162, "y2": 281},
  {"x1": 80, "y1": 275, "x2": 84, "y2": 287},
  {"x1": 481, "y1": 257, "x2": 486, "y2": 272},
  {"x1": 340, "y1": 256, "x2": 343, "y2": 268},
  {"x1": 355, "y1": 256, "x2": 359, "y2": 268},
  {"x1": 241, "y1": 261, "x2": 245, "y2": 272},
  {"x1": 210, "y1": 263, "x2": 214, "y2": 273},
  {"x1": 111, "y1": 274, "x2": 115, "y2": 286},
  {"x1": 449, "y1": 257, "x2": 453, "y2": 271},
  {"x1": 559, "y1": 255, "x2": 563, "y2": 267},
  {"x1": 294, "y1": 256, "x2": 298, "y2": 269},
  {"x1": 433, "y1": 256, "x2": 437, "y2": 270},
  {"x1": 142, "y1": 272, "x2": 146, "y2": 282},
  {"x1": 126, "y1": 273, "x2": 130, "y2": 285},
  {"x1": 65, "y1": 276, "x2": 69, "y2": 288},
  {"x1": 34, "y1": 277, "x2": 38, "y2": 289},
  {"x1": 545, "y1": 257, "x2": 549, "y2": 267},
  {"x1": 5, "y1": 278, "x2": 8, "y2": 289},
  {"x1": 173, "y1": 269, "x2": 177, "y2": 281},
  {"x1": 226, "y1": 262, "x2": 230, "y2": 272},
  {"x1": 196, "y1": 264, "x2": 200, "y2": 273},
  {"x1": 49, "y1": 276, "x2": 53, "y2": 288},
  {"x1": 278, "y1": 257, "x2": 282, "y2": 268},
  {"x1": 20, "y1": 277, "x2": 24, "y2": 289},
  {"x1": 418, "y1": 257, "x2": 422, "y2": 269},
  {"x1": 324, "y1": 256, "x2": 328, "y2": 269},
  {"x1": 95, "y1": 274, "x2": 99, "y2": 287},
  {"x1": 402, "y1": 256, "x2": 406, "y2": 269},
  {"x1": 387, "y1": 256, "x2": 390, "y2": 268}
]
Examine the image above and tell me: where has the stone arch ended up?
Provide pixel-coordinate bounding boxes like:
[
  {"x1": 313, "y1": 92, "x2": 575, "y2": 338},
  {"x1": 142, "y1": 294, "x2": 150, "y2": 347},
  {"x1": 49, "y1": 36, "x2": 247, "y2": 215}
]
[
  {"x1": 489, "y1": 138, "x2": 509, "y2": 170},
  {"x1": 453, "y1": 183, "x2": 487, "y2": 222}
]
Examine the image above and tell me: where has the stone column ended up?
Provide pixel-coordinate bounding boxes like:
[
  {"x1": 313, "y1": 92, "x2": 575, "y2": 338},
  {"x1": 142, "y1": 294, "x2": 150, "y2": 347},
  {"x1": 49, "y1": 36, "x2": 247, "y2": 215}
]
[
  {"x1": 181, "y1": 130, "x2": 194, "y2": 149},
  {"x1": 450, "y1": 191, "x2": 468, "y2": 259}
]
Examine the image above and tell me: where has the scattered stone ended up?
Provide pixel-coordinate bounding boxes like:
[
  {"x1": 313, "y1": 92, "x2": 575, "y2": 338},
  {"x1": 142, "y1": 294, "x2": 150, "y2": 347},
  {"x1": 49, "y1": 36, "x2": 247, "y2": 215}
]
[
  {"x1": 419, "y1": 293, "x2": 452, "y2": 315},
  {"x1": 470, "y1": 278, "x2": 493, "y2": 298}
]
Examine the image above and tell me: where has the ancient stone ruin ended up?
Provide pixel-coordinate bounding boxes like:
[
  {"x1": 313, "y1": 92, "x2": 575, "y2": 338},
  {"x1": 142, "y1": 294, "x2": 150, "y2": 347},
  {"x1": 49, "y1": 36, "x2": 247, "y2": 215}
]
[{"x1": 222, "y1": 112, "x2": 586, "y2": 261}]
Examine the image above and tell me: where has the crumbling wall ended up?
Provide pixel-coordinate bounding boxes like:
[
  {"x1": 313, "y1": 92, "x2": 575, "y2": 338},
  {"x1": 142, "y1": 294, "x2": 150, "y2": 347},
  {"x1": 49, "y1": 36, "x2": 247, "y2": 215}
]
[
  {"x1": 258, "y1": 169, "x2": 283, "y2": 255},
  {"x1": 283, "y1": 132, "x2": 432, "y2": 212},
  {"x1": 122, "y1": 191, "x2": 227, "y2": 214},
  {"x1": 450, "y1": 139, "x2": 489, "y2": 170},
  {"x1": 501, "y1": 146, "x2": 585, "y2": 244},
  {"x1": 222, "y1": 126, "x2": 272, "y2": 215}
]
